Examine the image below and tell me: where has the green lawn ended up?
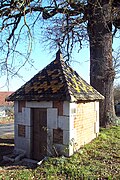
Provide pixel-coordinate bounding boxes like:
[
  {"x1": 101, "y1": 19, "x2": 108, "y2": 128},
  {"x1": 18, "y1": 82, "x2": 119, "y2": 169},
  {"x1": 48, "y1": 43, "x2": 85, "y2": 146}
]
[{"x1": 0, "y1": 126, "x2": 120, "y2": 180}]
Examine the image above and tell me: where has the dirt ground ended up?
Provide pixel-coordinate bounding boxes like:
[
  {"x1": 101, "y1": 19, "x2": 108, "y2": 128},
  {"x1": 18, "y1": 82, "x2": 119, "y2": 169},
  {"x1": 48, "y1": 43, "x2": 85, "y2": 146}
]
[{"x1": 0, "y1": 135, "x2": 37, "y2": 170}]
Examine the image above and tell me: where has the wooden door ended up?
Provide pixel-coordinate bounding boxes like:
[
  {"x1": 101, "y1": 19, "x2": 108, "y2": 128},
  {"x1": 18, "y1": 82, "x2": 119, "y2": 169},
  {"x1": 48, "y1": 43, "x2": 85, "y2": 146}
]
[{"x1": 32, "y1": 108, "x2": 47, "y2": 160}]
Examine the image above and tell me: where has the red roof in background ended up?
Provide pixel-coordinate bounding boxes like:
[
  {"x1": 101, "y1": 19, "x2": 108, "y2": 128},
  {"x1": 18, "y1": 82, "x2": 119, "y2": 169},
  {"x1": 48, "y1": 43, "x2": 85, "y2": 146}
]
[{"x1": 0, "y1": 92, "x2": 13, "y2": 106}]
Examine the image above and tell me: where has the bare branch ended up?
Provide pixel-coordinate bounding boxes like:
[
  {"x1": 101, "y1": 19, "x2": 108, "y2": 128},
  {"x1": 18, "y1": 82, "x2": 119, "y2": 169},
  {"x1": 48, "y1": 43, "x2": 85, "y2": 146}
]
[{"x1": 113, "y1": 48, "x2": 120, "y2": 79}]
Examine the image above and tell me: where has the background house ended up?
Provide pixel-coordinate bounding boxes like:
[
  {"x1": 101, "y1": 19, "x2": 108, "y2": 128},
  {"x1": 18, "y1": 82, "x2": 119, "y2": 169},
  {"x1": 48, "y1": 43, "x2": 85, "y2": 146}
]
[
  {"x1": 0, "y1": 92, "x2": 13, "y2": 118},
  {"x1": 7, "y1": 50, "x2": 104, "y2": 160}
]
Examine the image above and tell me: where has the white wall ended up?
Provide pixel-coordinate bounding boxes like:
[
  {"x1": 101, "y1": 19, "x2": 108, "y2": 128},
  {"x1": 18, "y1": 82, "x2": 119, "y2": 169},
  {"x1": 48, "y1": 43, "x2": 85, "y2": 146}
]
[
  {"x1": 14, "y1": 100, "x2": 99, "y2": 158},
  {"x1": 47, "y1": 101, "x2": 70, "y2": 157},
  {"x1": 14, "y1": 101, "x2": 53, "y2": 157},
  {"x1": 14, "y1": 101, "x2": 32, "y2": 157}
]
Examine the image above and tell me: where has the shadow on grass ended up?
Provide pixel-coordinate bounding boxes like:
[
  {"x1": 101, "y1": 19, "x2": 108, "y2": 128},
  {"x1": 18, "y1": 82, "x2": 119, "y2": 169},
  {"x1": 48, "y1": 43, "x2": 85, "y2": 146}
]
[
  {"x1": 0, "y1": 137, "x2": 14, "y2": 162},
  {"x1": 0, "y1": 145, "x2": 14, "y2": 164},
  {"x1": 0, "y1": 138, "x2": 37, "y2": 170},
  {"x1": 0, "y1": 138, "x2": 14, "y2": 144}
]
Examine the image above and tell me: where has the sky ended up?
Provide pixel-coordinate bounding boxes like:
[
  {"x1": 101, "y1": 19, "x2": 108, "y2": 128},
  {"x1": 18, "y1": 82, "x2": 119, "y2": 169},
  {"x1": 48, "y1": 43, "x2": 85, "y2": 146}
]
[
  {"x1": 0, "y1": 32, "x2": 119, "y2": 92},
  {"x1": 0, "y1": 1, "x2": 120, "y2": 92},
  {"x1": 0, "y1": 43, "x2": 90, "y2": 92}
]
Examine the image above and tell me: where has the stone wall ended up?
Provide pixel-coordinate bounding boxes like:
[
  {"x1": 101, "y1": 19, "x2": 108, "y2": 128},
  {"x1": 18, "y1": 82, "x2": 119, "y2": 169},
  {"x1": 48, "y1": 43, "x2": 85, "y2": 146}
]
[
  {"x1": 47, "y1": 101, "x2": 70, "y2": 157},
  {"x1": 14, "y1": 101, "x2": 70, "y2": 157},
  {"x1": 14, "y1": 101, "x2": 31, "y2": 157},
  {"x1": 14, "y1": 100, "x2": 99, "y2": 158}
]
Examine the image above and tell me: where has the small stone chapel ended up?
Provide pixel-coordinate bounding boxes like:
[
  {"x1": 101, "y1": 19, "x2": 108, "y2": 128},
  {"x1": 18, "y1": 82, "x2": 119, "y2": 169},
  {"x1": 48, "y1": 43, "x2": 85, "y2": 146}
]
[{"x1": 7, "y1": 50, "x2": 104, "y2": 160}]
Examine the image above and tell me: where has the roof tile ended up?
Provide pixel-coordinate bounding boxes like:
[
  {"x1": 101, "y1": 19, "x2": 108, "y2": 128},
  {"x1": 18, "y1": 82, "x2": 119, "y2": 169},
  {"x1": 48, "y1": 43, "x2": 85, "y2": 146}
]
[
  {"x1": 7, "y1": 51, "x2": 104, "y2": 102},
  {"x1": 0, "y1": 92, "x2": 13, "y2": 106}
]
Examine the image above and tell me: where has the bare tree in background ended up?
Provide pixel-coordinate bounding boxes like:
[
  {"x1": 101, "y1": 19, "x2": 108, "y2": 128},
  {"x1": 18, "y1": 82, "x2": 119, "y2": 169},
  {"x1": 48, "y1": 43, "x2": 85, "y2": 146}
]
[
  {"x1": 114, "y1": 84, "x2": 120, "y2": 105},
  {"x1": 113, "y1": 48, "x2": 120, "y2": 79},
  {"x1": 0, "y1": 0, "x2": 120, "y2": 126}
]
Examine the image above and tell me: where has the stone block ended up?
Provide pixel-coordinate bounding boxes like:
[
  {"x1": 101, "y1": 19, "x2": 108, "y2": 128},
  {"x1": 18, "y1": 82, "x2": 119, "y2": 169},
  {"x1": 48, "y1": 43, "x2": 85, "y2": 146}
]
[
  {"x1": 25, "y1": 139, "x2": 31, "y2": 158},
  {"x1": 58, "y1": 116, "x2": 69, "y2": 130},
  {"x1": 69, "y1": 129, "x2": 75, "y2": 141},
  {"x1": 47, "y1": 108, "x2": 58, "y2": 129},
  {"x1": 63, "y1": 101, "x2": 69, "y2": 116},
  {"x1": 69, "y1": 116, "x2": 74, "y2": 130},
  {"x1": 25, "y1": 126, "x2": 32, "y2": 139},
  {"x1": 94, "y1": 101, "x2": 99, "y2": 112},
  {"x1": 26, "y1": 101, "x2": 53, "y2": 108},
  {"x1": 69, "y1": 145, "x2": 74, "y2": 156},
  {"x1": 15, "y1": 113, "x2": 23, "y2": 124},
  {"x1": 70, "y1": 103, "x2": 77, "y2": 112},
  {"x1": 15, "y1": 136, "x2": 26, "y2": 150},
  {"x1": 15, "y1": 136, "x2": 31, "y2": 158},
  {"x1": 47, "y1": 129, "x2": 54, "y2": 156},
  {"x1": 63, "y1": 130, "x2": 69, "y2": 145},
  {"x1": 94, "y1": 121, "x2": 99, "y2": 134},
  {"x1": 14, "y1": 125, "x2": 18, "y2": 138},
  {"x1": 22, "y1": 108, "x2": 31, "y2": 126}
]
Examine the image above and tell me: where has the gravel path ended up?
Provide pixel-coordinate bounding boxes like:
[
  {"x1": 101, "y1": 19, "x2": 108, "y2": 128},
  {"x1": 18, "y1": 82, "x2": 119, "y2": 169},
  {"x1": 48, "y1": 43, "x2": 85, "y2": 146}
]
[{"x1": 0, "y1": 123, "x2": 14, "y2": 136}]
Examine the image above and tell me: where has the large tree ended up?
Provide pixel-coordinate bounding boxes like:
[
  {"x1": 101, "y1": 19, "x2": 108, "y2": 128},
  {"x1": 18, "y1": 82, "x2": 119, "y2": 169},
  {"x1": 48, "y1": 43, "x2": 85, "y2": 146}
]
[
  {"x1": 87, "y1": 0, "x2": 116, "y2": 126},
  {"x1": 0, "y1": 0, "x2": 120, "y2": 126}
]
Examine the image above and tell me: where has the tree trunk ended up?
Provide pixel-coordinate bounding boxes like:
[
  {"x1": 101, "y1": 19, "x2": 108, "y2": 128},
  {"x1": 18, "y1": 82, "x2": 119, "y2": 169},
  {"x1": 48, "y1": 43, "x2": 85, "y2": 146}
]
[{"x1": 87, "y1": 0, "x2": 116, "y2": 127}]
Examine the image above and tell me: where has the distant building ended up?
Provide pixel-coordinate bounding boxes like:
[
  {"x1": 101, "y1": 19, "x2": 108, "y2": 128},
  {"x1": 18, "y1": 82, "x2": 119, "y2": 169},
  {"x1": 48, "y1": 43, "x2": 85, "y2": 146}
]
[{"x1": 0, "y1": 92, "x2": 13, "y2": 117}]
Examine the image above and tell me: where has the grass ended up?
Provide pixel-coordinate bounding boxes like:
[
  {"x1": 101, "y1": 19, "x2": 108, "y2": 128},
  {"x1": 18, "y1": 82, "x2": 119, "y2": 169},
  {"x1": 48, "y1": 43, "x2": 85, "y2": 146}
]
[{"x1": 0, "y1": 126, "x2": 120, "y2": 179}]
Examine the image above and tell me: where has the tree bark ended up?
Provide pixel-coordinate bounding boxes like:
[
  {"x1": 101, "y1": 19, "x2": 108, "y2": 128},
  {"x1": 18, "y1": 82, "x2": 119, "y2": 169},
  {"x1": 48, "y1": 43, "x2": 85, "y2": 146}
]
[{"x1": 87, "y1": 0, "x2": 116, "y2": 127}]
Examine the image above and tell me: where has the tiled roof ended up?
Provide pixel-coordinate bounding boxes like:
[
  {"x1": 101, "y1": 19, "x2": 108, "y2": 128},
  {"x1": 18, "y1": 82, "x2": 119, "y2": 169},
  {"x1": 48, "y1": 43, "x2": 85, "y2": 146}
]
[
  {"x1": 0, "y1": 92, "x2": 13, "y2": 106},
  {"x1": 7, "y1": 50, "x2": 104, "y2": 102}
]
